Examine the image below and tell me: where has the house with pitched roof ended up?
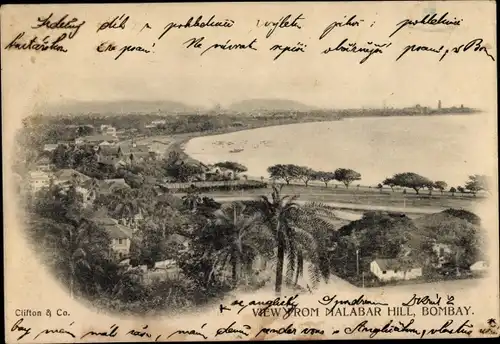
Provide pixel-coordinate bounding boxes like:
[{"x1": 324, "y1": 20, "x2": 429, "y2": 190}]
[
  {"x1": 120, "y1": 142, "x2": 153, "y2": 164},
  {"x1": 91, "y1": 210, "x2": 133, "y2": 260},
  {"x1": 79, "y1": 178, "x2": 131, "y2": 205},
  {"x1": 28, "y1": 171, "x2": 52, "y2": 193},
  {"x1": 96, "y1": 145, "x2": 124, "y2": 166},
  {"x1": 75, "y1": 135, "x2": 119, "y2": 146},
  {"x1": 370, "y1": 258, "x2": 422, "y2": 281},
  {"x1": 53, "y1": 169, "x2": 91, "y2": 187},
  {"x1": 35, "y1": 155, "x2": 55, "y2": 172}
]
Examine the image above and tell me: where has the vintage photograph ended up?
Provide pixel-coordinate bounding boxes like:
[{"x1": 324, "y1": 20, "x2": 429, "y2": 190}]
[
  {"x1": 2, "y1": 2, "x2": 497, "y2": 341},
  {"x1": 13, "y1": 96, "x2": 493, "y2": 316}
]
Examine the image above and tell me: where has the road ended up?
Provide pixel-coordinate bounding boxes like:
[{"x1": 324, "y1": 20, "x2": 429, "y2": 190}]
[{"x1": 208, "y1": 195, "x2": 445, "y2": 215}]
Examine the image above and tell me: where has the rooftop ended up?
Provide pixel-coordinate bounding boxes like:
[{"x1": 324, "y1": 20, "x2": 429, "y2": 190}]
[
  {"x1": 98, "y1": 146, "x2": 121, "y2": 156},
  {"x1": 373, "y1": 258, "x2": 421, "y2": 271},
  {"x1": 77, "y1": 135, "x2": 118, "y2": 143},
  {"x1": 53, "y1": 169, "x2": 91, "y2": 182},
  {"x1": 94, "y1": 217, "x2": 133, "y2": 239}
]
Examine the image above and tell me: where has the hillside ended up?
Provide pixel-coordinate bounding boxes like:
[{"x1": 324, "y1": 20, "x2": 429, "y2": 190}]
[
  {"x1": 228, "y1": 99, "x2": 317, "y2": 113},
  {"x1": 41, "y1": 100, "x2": 204, "y2": 115}
]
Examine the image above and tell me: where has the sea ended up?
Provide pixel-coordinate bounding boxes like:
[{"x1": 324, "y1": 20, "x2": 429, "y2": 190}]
[{"x1": 184, "y1": 114, "x2": 495, "y2": 187}]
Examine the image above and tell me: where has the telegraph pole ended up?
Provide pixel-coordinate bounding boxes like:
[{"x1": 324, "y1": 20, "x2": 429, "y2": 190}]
[{"x1": 356, "y1": 249, "x2": 360, "y2": 276}]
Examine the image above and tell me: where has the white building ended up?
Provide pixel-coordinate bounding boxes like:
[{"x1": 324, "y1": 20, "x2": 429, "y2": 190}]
[
  {"x1": 100, "y1": 125, "x2": 117, "y2": 137},
  {"x1": 370, "y1": 259, "x2": 422, "y2": 282},
  {"x1": 91, "y1": 215, "x2": 133, "y2": 260},
  {"x1": 43, "y1": 144, "x2": 59, "y2": 153},
  {"x1": 432, "y1": 243, "x2": 453, "y2": 267},
  {"x1": 151, "y1": 120, "x2": 166, "y2": 125},
  {"x1": 28, "y1": 171, "x2": 52, "y2": 193},
  {"x1": 470, "y1": 261, "x2": 488, "y2": 273}
]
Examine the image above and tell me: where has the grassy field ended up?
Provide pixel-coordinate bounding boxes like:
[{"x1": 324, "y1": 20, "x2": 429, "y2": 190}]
[
  {"x1": 133, "y1": 133, "x2": 485, "y2": 213},
  {"x1": 200, "y1": 184, "x2": 484, "y2": 211}
]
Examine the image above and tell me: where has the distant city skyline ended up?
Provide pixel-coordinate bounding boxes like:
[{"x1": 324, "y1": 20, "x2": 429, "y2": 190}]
[{"x1": 40, "y1": 97, "x2": 477, "y2": 115}]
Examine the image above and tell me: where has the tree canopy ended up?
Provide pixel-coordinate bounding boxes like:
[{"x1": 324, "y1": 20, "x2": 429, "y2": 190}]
[
  {"x1": 214, "y1": 161, "x2": 248, "y2": 175},
  {"x1": 314, "y1": 171, "x2": 336, "y2": 187},
  {"x1": 389, "y1": 172, "x2": 433, "y2": 194},
  {"x1": 334, "y1": 168, "x2": 361, "y2": 188},
  {"x1": 465, "y1": 174, "x2": 490, "y2": 194}
]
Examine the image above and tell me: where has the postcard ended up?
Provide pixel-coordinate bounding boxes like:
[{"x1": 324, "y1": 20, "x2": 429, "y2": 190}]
[{"x1": 2, "y1": 1, "x2": 498, "y2": 342}]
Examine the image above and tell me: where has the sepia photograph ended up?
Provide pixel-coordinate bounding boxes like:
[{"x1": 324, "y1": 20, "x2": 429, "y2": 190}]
[{"x1": 2, "y1": 1, "x2": 498, "y2": 341}]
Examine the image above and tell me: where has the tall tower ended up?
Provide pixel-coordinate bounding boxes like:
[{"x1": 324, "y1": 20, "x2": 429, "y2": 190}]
[{"x1": 438, "y1": 100, "x2": 442, "y2": 109}]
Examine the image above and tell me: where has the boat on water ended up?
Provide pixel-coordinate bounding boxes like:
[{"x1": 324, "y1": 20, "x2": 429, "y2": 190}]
[{"x1": 229, "y1": 148, "x2": 244, "y2": 153}]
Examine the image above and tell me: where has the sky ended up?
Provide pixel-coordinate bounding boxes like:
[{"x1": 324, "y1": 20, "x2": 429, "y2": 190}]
[{"x1": 1, "y1": 2, "x2": 497, "y2": 117}]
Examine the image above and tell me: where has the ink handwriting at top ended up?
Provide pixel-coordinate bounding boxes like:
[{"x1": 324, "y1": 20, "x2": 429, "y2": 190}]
[
  {"x1": 321, "y1": 38, "x2": 392, "y2": 64},
  {"x1": 270, "y1": 42, "x2": 306, "y2": 60},
  {"x1": 4, "y1": 32, "x2": 68, "y2": 53},
  {"x1": 10, "y1": 318, "x2": 32, "y2": 341},
  {"x1": 389, "y1": 11, "x2": 463, "y2": 38},
  {"x1": 97, "y1": 14, "x2": 130, "y2": 33},
  {"x1": 80, "y1": 324, "x2": 119, "y2": 339},
  {"x1": 158, "y1": 15, "x2": 235, "y2": 40},
  {"x1": 402, "y1": 294, "x2": 441, "y2": 306},
  {"x1": 256, "y1": 14, "x2": 305, "y2": 38},
  {"x1": 183, "y1": 36, "x2": 258, "y2": 56},
  {"x1": 318, "y1": 294, "x2": 389, "y2": 310},
  {"x1": 396, "y1": 38, "x2": 495, "y2": 62},
  {"x1": 96, "y1": 41, "x2": 152, "y2": 60},
  {"x1": 319, "y1": 15, "x2": 364, "y2": 40},
  {"x1": 31, "y1": 13, "x2": 86, "y2": 39}
]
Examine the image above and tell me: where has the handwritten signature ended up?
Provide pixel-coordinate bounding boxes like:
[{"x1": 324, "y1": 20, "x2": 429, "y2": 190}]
[{"x1": 319, "y1": 294, "x2": 389, "y2": 310}]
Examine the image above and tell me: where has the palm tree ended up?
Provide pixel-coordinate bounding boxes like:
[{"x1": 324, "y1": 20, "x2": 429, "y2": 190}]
[
  {"x1": 35, "y1": 216, "x2": 93, "y2": 299},
  {"x1": 63, "y1": 223, "x2": 92, "y2": 298},
  {"x1": 106, "y1": 189, "x2": 148, "y2": 227},
  {"x1": 251, "y1": 185, "x2": 340, "y2": 294},
  {"x1": 203, "y1": 202, "x2": 273, "y2": 287}
]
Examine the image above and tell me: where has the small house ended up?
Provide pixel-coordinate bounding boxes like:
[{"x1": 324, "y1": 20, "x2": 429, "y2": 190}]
[
  {"x1": 35, "y1": 155, "x2": 55, "y2": 172},
  {"x1": 151, "y1": 119, "x2": 167, "y2": 126},
  {"x1": 120, "y1": 143, "x2": 152, "y2": 164},
  {"x1": 53, "y1": 169, "x2": 91, "y2": 188},
  {"x1": 96, "y1": 146, "x2": 123, "y2": 166},
  {"x1": 370, "y1": 258, "x2": 423, "y2": 281},
  {"x1": 75, "y1": 135, "x2": 119, "y2": 146},
  {"x1": 43, "y1": 144, "x2": 59, "y2": 153},
  {"x1": 470, "y1": 261, "x2": 488, "y2": 274},
  {"x1": 100, "y1": 125, "x2": 117, "y2": 136},
  {"x1": 90, "y1": 215, "x2": 133, "y2": 260},
  {"x1": 28, "y1": 171, "x2": 52, "y2": 193}
]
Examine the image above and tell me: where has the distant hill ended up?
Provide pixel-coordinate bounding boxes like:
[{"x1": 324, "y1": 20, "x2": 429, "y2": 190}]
[
  {"x1": 41, "y1": 100, "x2": 204, "y2": 115},
  {"x1": 228, "y1": 99, "x2": 317, "y2": 112}
]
